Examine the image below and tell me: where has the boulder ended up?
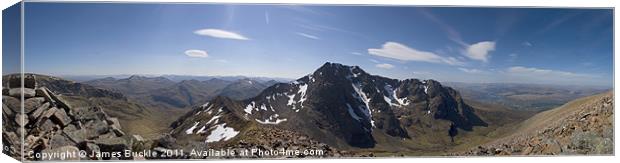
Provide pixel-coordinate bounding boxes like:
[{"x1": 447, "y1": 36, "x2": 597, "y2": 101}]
[
  {"x1": 3, "y1": 103, "x2": 14, "y2": 117},
  {"x1": 24, "y1": 97, "x2": 45, "y2": 113},
  {"x1": 24, "y1": 135, "x2": 46, "y2": 151},
  {"x1": 40, "y1": 119, "x2": 59, "y2": 131},
  {"x1": 50, "y1": 109, "x2": 72, "y2": 127},
  {"x1": 106, "y1": 117, "x2": 122, "y2": 130},
  {"x1": 36, "y1": 107, "x2": 58, "y2": 124},
  {"x1": 111, "y1": 125, "x2": 126, "y2": 137},
  {"x1": 24, "y1": 74, "x2": 37, "y2": 89},
  {"x1": 29, "y1": 102, "x2": 50, "y2": 120},
  {"x1": 2, "y1": 87, "x2": 8, "y2": 95},
  {"x1": 35, "y1": 87, "x2": 56, "y2": 105},
  {"x1": 49, "y1": 133, "x2": 76, "y2": 148},
  {"x1": 47, "y1": 90, "x2": 71, "y2": 111},
  {"x1": 155, "y1": 135, "x2": 180, "y2": 149},
  {"x1": 3, "y1": 95, "x2": 21, "y2": 112},
  {"x1": 15, "y1": 113, "x2": 29, "y2": 127},
  {"x1": 62, "y1": 126, "x2": 87, "y2": 143},
  {"x1": 7, "y1": 75, "x2": 21, "y2": 88},
  {"x1": 9, "y1": 88, "x2": 36, "y2": 98}
]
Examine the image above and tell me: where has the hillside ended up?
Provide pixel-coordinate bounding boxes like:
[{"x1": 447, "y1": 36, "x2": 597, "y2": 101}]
[{"x1": 455, "y1": 91, "x2": 613, "y2": 155}]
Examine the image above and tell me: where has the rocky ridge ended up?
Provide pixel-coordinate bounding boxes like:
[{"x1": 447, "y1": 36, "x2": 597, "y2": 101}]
[
  {"x1": 2, "y1": 74, "x2": 132, "y2": 160},
  {"x1": 453, "y1": 91, "x2": 613, "y2": 155}
]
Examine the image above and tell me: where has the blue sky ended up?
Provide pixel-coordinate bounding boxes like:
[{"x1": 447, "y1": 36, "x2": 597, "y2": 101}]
[{"x1": 21, "y1": 3, "x2": 613, "y2": 86}]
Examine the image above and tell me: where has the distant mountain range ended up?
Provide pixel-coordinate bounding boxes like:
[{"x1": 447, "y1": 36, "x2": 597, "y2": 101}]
[
  {"x1": 61, "y1": 74, "x2": 292, "y2": 83},
  {"x1": 83, "y1": 75, "x2": 280, "y2": 110}
]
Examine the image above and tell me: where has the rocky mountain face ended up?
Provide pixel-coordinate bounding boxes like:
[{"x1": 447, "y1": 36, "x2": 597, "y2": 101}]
[
  {"x1": 454, "y1": 91, "x2": 613, "y2": 155},
  {"x1": 147, "y1": 96, "x2": 339, "y2": 159},
  {"x1": 2, "y1": 74, "x2": 132, "y2": 160},
  {"x1": 169, "y1": 62, "x2": 487, "y2": 150}
]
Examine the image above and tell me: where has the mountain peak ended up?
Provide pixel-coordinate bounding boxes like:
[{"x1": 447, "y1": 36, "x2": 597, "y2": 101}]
[
  {"x1": 127, "y1": 75, "x2": 145, "y2": 80},
  {"x1": 312, "y1": 62, "x2": 367, "y2": 80},
  {"x1": 319, "y1": 62, "x2": 358, "y2": 71}
]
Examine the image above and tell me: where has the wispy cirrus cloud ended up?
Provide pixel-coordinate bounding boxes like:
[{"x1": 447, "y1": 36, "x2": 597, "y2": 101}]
[
  {"x1": 368, "y1": 42, "x2": 464, "y2": 66},
  {"x1": 296, "y1": 32, "x2": 320, "y2": 40},
  {"x1": 265, "y1": 11, "x2": 270, "y2": 24},
  {"x1": 194, "y1": 28, "x2": 249, "y2": 40},
  {"x1": 458, "y1": 68, "x2": 484, "y2": 74},
  {"x1": 184, "y1": 49, "x2": 208, "y2": 58},
  {"x1": 419, "y1": 9, "x2": 498, "y2": 63},
  {"x1": 376, "y1": 63, "x2": 395, "y2": 69},
  {"x1": 418, "y1": 8, "x2": 466, "y2": 46}
]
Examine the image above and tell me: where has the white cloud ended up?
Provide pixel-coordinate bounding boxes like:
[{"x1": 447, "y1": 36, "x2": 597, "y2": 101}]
[
  {"x1": 296, "y1": 32, "x2": 320, "y2": 40},
  {"x1": 351, "y1": 52, "x2": 363, "y2": 55},
  {"x1": 376, "y1": 63, "x2": 395, "y2": 69},
  {"x1": 507, "y1": 66, "x2": 590, "y2": 77},
  {"x1": 458, "y1": 68, "x2": 483, "y2": 74},
  {"x1": 465, "y1": 41, "x2": 495, "y2": 62},
  {"x1": 368, "y1": 42, "x2": 463, "y2": 65},
  {"x1": 522, "y1": 41, "x2": 533, "y2": 47},
  {"x1": 194, "y1": 29, "x2": 249, "y2": 40},
  {"x1": 184, "y1": 49, "x2": 208, "y2": 58}
]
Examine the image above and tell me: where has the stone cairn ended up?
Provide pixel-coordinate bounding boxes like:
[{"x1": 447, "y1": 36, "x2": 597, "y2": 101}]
[{"x1": 2, "y1": 74, "x2": 131, "y2": 160}]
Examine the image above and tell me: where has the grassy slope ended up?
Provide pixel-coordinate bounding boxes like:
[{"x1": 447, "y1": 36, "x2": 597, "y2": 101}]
[
  {"x1": 512, "y1": 91, "x2": 612, "y2": 138},
  {"x1": 451, "y1": 91, "x2": 614, "y2": 155}
]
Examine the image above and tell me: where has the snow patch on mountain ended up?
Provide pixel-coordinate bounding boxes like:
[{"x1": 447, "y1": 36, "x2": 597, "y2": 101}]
[
  {"x1": 244, "y1": 101, "x2": 257, "y2": 114},
  {"x1": 196, "y1": 126, "x2": 208, "y2": 134},
  {"x1": 255, "y1": 114, "x2": 288, "y2": 124},
  {"x1": 298, "y1": 83, "x2": 308, "y2": 107},
  {"x1": 383, "y1": 84, "x2": 410, "y2": 107},
  {"x1": 205, "y1": 123, "x2": 239, "y2": 143},
  {"x1": 206, "y1": 115, "x2": 221, "y2": 125},
  {"x1": 185, "y1": 122, "x2": 200, "y2": 134},
  {"x1": 351, "y1": 82, "x2": 375, "y2": 127}
]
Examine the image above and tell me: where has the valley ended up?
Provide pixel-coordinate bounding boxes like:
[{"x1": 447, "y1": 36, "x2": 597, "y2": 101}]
[{"x1": 2, "y1": 62, "x2": 613, "y2": 160}]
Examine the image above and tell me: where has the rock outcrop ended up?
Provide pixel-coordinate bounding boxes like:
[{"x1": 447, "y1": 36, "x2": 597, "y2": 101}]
[
  {"x1": 453, "y1": 91, "x2": 613, "y2": 155},
  {"x1": 2, "y1": 74, "x2": 131, "y2": 161}
]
